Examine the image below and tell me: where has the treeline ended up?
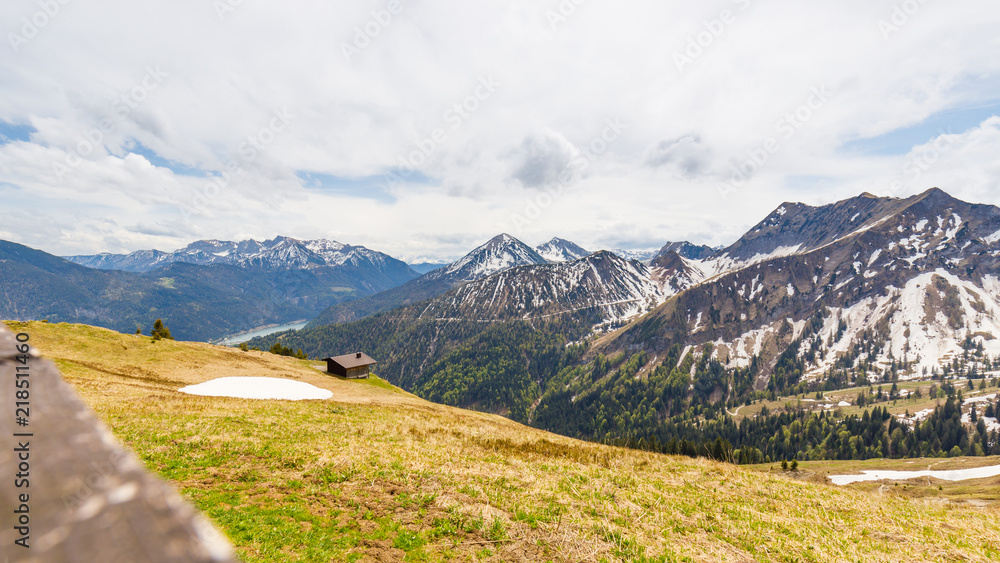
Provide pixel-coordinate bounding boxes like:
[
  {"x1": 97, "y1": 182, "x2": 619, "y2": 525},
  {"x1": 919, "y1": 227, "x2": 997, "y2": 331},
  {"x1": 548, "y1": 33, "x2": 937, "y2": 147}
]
[
  {"x1": 249, "y1": 303, "x2": 597, "y2": 394},
  {"x1": 532, "y1": 344, "x2": 1000, "y2": 464},
  {"x1": 250, "y1": 294, "x2": 1000, "y2": 466},
  {"x1": 591, "y1": 393, "x2": 1000, "y2": 464},
  {"x1": 414, "y1": 322, "x2": 586, "y2": 422}
]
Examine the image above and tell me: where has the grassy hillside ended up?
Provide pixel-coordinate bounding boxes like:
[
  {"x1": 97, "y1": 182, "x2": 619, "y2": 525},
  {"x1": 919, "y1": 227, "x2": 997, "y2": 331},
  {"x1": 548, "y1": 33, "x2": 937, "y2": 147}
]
[
  {"x1": 748, "y1": 457, "x2": 1000, "y2": 504},
  {"x1": 732, "y1": 380, "x2": 1000, "y2": 423},
  {"x1": 10, "y1": 320, "x2": 1000, "y2": 562}
]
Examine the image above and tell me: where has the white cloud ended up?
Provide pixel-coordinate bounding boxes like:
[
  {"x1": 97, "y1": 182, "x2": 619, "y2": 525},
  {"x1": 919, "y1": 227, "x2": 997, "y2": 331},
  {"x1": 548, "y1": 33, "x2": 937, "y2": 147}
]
[{"x1": 0, "y1": 0, "x2": 999, "y2": 259}]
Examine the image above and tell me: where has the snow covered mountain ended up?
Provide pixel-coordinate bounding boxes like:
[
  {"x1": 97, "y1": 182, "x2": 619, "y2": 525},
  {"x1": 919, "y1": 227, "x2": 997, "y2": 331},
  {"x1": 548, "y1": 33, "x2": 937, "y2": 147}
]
[
  {"x1": 610, "y1": 248, "x2": 660, "y2": 263},
  {"x1": 420, "y1": 251, "x2": 663, "y2": 326},
  {"x1": 425, "y1": 234, "x2": 548, "y2": 283},
  {"x1": 535, "y1": 238, "x2": 590, "y2": 262},
  {"x1": 652, "y1": 241, "x2": 720, "y2": 261},
  {"x1": 309, "y1": 233, "x2": 550, "y2": 325},
  {"x1": 66, "y1": 236, "x2": 411, "y2": 274},
  {"x1": 412, "y1": 247, "x2": 711, "y2": 333},
  {"x1": 604, "y1": 188, "x2": 1000, "y2": 387},
  {"x1": 310, "y1": 233, "x2": 712, "y2": 329}
]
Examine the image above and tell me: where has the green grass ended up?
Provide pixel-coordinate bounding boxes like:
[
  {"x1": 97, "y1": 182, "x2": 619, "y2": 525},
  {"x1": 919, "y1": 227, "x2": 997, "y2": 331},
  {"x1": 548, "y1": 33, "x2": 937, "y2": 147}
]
[{"x1": 12, "y1": 320, "x2": 1000, "y2": 562}]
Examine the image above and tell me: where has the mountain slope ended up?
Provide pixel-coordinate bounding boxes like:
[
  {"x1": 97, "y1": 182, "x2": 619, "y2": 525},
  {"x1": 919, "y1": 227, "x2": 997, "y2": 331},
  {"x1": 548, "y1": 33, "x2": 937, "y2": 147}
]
[
  {"x1": 604, "y1": 188, "x2": 1000, "y2": 384},
  {"x1": 66, "y1": 236, "x2": 420, "y2": 312},
  {"x1": 252, "y1": 188, "x2": 1000, "y2": 462},
  {"x1": 419, "y1": 251, "x2": 702, "y2": 330},
  {"x1": 429, "y1": 233, "x2": 548, "y2": 281},
  {"x1": 21, "y1": 319, "x2": 1000, "y2": 562},
  {"x1": 701, "y1": 191, "x2": 915, "y2": 276},
  {"x1": 255, "y1": 250, "x2": 707, "y2": 418},
  {"x1": 0, "y1": 240, "x2": 317, "y2": 340}
]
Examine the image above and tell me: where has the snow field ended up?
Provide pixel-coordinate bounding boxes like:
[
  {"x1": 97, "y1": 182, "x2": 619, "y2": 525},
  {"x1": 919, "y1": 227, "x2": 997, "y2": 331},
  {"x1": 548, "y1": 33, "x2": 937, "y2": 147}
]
[{"x1": 179, "y1": 377, "x2": 333, "y2": 400}]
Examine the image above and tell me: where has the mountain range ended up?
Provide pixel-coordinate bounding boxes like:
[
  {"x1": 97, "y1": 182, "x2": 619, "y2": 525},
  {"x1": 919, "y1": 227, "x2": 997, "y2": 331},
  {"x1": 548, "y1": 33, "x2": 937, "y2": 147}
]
[
  {"x1": 308, "y1": 234, "x2": 604, "y2": 325},
  {"x1": 3, "y1": 232, "x2": 692, "y2": 341},
  {"x1": 0, "y1": 236, "x2": 421, "y2": 340},
  {"x1": 13, "y1": 186, "x2": 999, "y2": 435},
  {"x1": 5, "y1": 185, "x2": 999, "y2": 460},
  {"x1": 607, "y1": 188, "x2": 1000, "y2": 382},
  {"x1": 66, "y1": 235, "x2": 418, "y2": 275},
  {"x1": 250, "y1": 188, "x2": 1000, "y2": 434}
]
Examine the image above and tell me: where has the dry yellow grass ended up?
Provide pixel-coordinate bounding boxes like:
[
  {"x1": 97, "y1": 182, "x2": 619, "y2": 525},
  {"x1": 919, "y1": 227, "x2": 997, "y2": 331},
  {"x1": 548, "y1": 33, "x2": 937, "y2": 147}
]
[{"x1": 10, "y1": 320, "x2": 1000, "y2": 562}]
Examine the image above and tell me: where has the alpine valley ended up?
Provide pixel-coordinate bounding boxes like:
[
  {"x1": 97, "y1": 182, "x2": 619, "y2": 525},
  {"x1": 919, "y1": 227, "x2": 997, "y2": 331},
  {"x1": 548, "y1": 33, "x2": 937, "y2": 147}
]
[
  {"x1": 7, "y1": 187, "x2": 1000, "y2": 463},
  {"x1": 0, "y1": 236, "x2": 419, "y2": 341},
  {"x1": 253, "y1": 188, "x2": 1000, "y2": 462}
]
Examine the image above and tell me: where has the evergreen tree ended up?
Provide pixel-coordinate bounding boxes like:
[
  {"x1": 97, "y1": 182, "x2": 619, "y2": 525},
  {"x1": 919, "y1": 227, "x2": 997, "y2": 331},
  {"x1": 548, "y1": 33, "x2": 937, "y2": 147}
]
[{"x1": 150, "y1": 319, "x2": 173, "y2": 340}]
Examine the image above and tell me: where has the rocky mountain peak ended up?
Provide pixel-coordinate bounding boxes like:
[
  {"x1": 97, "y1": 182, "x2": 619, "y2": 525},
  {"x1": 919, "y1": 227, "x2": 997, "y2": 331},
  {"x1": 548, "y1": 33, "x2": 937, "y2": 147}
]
[
  {"x1": 652, "y1": 241, "x2": 718, "y2": 261},
  {"x1": 536, "y1": 237, "x2": 590, "y2": 263},
  {"x1": 436, "y1": 233, "x2": 547, "y2": 282}
]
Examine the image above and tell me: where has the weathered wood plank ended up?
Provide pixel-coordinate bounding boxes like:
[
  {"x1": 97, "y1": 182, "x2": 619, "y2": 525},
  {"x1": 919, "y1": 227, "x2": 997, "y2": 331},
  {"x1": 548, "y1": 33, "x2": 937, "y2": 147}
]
[{"x1": 0, "y1": 324, "x2": 238, "y2": 562}]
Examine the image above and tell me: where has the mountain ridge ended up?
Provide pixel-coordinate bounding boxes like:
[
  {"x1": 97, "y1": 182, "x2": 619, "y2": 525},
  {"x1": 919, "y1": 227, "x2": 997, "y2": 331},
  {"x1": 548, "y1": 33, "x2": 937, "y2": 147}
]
[
  {"x1": 252, "y1": 187, "x2": 1000, "y2": 453},
  {"x1": 307, "y1": 233, "x2": 553, "y2": 326},
  {"x1": 0, "y1": 237, "x2": 419, "y2": 340},
  {"x1": 603, "y1": 187, "x2": 1000, "y2": 383},
  {"x1": 66, "y1": 235, "x2": 418, "y2": 276}
]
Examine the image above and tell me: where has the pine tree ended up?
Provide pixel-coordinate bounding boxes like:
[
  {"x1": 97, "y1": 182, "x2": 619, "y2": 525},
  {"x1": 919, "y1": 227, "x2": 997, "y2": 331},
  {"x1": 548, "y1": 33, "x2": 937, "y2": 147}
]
[{"x1": 150, "y1": 319, "x2": 173, "y2": 340}]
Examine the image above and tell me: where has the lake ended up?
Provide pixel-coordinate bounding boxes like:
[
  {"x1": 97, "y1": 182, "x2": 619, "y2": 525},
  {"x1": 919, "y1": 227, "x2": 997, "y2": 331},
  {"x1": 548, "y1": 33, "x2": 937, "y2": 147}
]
[
  {"x1": 829, "y1": 464, "x2": 1000, "y2": 485},
  {"x1": 218, "y1": 321, "x2": 309, "y2": 346}
]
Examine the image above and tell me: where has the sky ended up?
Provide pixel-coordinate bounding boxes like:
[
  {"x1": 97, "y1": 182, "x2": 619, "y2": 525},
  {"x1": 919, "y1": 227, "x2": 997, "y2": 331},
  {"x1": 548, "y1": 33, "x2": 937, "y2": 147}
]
[{"x1": 2, "y1": 0, "x2": 999, "y2": 262}]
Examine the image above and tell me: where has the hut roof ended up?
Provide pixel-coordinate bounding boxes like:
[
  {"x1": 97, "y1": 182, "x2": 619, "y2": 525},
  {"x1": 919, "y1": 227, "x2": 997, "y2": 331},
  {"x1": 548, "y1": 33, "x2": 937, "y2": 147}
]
[{"x1": 322, "y1": 352, "x2": 377, "y2": 369}]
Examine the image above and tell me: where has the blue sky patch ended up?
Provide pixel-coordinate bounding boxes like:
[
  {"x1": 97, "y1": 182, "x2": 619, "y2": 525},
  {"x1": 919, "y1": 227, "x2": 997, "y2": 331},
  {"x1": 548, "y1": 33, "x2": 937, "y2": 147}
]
[
  {"x1": 840, "y1": 101, "x2": 1000, "y2": 156},
  {"x1": 0, "y1": 121, "x2": 35, "y2": 144},
  {"x1": 296, "y1": 170, "x2": 434, "y2": 203},
  {"x1": 127, "y1": 141, "x2": 207, "y2": 177}
]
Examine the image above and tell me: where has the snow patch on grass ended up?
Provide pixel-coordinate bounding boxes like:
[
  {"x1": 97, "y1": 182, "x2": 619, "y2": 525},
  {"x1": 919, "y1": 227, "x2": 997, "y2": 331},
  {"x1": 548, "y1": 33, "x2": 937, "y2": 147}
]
[
  {"x1": 830, "y1": 464, "x2": 1000, "y2": 485},
  {"x1": 179, "y1": 377, "x2": 333, "y2": 400}
]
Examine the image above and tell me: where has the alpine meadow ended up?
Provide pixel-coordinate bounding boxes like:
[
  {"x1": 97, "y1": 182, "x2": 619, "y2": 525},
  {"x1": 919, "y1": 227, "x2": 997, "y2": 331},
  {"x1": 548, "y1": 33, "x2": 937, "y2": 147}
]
[{"x1": 4, "y1": 1, "x2": 1000, "y2": 561}]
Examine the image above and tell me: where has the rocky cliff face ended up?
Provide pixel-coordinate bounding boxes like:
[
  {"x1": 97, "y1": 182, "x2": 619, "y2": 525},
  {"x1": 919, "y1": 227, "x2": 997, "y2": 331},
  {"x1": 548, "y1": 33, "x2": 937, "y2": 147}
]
[{"x1": 603, "y1": 188, "x2": 1000, "y2": 385}]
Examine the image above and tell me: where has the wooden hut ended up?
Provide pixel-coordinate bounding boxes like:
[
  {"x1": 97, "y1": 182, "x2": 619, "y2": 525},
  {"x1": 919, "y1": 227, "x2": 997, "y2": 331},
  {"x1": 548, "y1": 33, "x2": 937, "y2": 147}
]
[{"x1": 323, "y1": 352, "x2": 377, "y2": 379}]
